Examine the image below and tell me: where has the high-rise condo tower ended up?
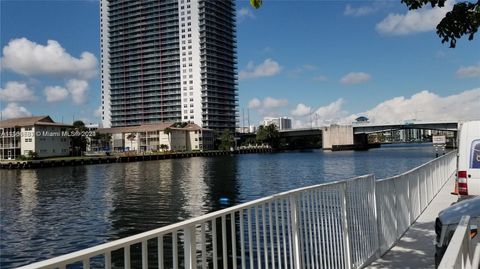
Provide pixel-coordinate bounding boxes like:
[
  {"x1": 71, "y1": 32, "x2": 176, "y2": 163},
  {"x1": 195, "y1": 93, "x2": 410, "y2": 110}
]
[{"x1": 100, "y1": 0, "x2": 237, "y2": 130}]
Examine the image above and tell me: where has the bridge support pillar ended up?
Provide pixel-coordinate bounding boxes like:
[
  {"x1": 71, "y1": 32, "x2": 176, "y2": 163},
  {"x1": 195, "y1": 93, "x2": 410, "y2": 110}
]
[{"x1": 322, "y1": 125, "x2": 354, "y2": 150}]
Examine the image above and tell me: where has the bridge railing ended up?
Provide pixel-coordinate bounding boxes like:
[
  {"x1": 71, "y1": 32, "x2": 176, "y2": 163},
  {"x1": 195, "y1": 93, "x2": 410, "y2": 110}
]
[
  {"x1": 376, "y1": 150, "x2": 457, "y2": 254},
  {"x1": 18, "y1": 151, "x2": 457, "y2": 269}
]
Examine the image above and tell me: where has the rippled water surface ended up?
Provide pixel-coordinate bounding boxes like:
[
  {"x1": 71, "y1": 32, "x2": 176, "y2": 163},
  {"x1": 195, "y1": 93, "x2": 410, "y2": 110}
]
[{"x1": 0, "y1": 145, "x2": 438, "y2": 268}]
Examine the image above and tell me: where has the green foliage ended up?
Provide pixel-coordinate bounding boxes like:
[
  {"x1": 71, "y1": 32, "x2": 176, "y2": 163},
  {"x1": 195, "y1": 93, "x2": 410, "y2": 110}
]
[
  {"x1": 242, "y1": 137, "x2": 257, "y2": 146},
  {"x1": 218, "y1": 129, "x2": 234, "y2": 150},
  {"x1": 18, "y1": 151, "x2": 39, "y2": 160},
  {"x1": 73, "y1": 120, "x2": 86, "y2": 129},
  {"x1": 163, "y1": 127, "x2": 172, "y2": 135},
  {"x1": 160, "y1": 144, "x2": 169, "y2": 151},
  {"x1": 256, "y1": 124, "x2": 280, "y2": 148},
  {"x1": 401, "y1": 0, "x2": 480, "y2": 47},
  {"x1": 126, "y1": 133, "x2": 136, "y2": 141},
  {"x1": 27, "y1": 150, "x2": 38, "y2": 159},
  {"x1": 172, "y1": 122, "x2": 188, "y2": 128},
  {"x1": 250, "y1": 0, "x2": 262, "y2": 9},
  {"x1": 71, "y1": 120, "x2": 87, "y2": 156}
]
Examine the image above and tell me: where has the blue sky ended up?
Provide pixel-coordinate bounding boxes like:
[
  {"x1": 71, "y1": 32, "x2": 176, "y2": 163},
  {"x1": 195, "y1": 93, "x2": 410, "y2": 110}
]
[{"x1": 1, "y1": 0, "x2": 479, "y2": 126}]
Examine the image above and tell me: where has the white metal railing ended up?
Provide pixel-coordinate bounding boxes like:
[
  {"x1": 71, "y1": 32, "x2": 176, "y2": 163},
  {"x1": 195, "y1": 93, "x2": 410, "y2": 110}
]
[
  {"x1": 17, "y1": 151, "x2": 457, "y2": 269},
  {"x1": 438, "y1": 216, "x2": 480, "y2": 269},
  {"x1": 376, "y1": 150, "x2": 456, "y2": 255}
]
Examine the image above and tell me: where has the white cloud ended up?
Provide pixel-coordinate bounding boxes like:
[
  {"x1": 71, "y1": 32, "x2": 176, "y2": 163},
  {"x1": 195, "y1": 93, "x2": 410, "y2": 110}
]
[
  {"x1": 376, "y1": 0, "x2": 453, "y2": 35},
  {"x1": 1, "y1": 38, "x2": 98, "y2": 79},
  {"x1": 313, "y1": 99, "x2": 347, "y2": 125},
  {"x1": 0, "y1": 81, "x2": 36, "y2": 102},
  {"x1": 456, "y1": 63, "x2": 480, "y2": 78},
  {"x1": 288, "y1": 88, "x2": 480, "y2": 128},
  {"x1": 340, "y1": 72, "x2": 372, "y2": 85},
  {"x1": 313, "y1": 75, "x2": 328, "y2": 82},
  {"x1": 248, "y1": 98, "x2": 262, "y2": 109},
  {"x1": 263, "y1": 97, "x2": 288, "y2": 108},
  {"x1": 66, "y1": 79, "x2": 89, "y2": 105},
  {"x1": 248, "y1": 96, "x2": 289, "y2": 118},
  {"x1": 291, "y1": 99, "x2": 347, "y2": 128},
  {"x1": 291, "y1": 103, "x2": 312, "y2": 117},
  {"x1": 1, "y1": 102, "x2": 32, "y2": 119},
  {"x1": 238, "y1": 7, "x2": 255, "y2": 21},
  {"x1": 44, "y1": 86, "x2": 69, "y2": 102},
  {"x1": 344, "y1": 4, "x2": 378, "y2": 16},
  {"x1": 239, "y1": 58, "x2": 281, "y2": 80},
  {"x1": 344, "y1": 88, "x2": 480, "y2": 124}
]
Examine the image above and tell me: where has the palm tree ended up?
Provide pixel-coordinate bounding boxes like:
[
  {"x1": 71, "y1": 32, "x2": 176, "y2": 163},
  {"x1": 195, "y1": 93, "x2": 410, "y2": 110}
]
[
  {"x1": 163, "y1": 127, "x2": 172, "y2": 149},
  {"x1": 160, "y1": 144, "x2": 169, "y2": 152},
  {"x1": 126, "y1": 133, "x2": 136, "y2": 151}
]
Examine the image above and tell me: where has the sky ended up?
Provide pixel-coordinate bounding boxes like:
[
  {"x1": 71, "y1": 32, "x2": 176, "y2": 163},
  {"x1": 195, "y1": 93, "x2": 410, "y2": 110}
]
[{"x1": 0, "y1": 0, "x2": 479, "y2": 127}]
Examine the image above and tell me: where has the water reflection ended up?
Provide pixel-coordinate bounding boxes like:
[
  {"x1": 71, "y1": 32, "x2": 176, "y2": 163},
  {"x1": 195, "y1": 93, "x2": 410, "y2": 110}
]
[{"x1": 0, "y1": 145, "x2": 435, "y2": 268}]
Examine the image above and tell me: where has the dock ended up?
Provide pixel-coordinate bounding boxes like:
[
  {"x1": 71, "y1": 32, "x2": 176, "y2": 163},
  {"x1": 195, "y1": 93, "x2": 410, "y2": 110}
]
[{"x1": 0, "y1": 148, "x2": 272, "y2": 169}]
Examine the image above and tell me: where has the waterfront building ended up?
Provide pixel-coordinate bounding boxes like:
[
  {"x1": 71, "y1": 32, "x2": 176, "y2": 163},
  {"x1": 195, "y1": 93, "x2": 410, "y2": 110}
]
[
  {"x1": 100, "y1": 0, "x2": 238, "y2": 131},
  {"x1": 98, "y1": 122, "x2": 214, "y2": 152},
  {"x1": 0, "y1": 116, "x2": 72, "y2": 160},
  {"x1": 263, "y1": 117, "x2": 292, "y2": 130}
]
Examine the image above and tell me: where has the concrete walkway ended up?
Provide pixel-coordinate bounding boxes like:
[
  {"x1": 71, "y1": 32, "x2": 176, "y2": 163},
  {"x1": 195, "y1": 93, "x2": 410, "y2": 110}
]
[{"x1": 367, "y1": 177, "x2": 458, "y2": 269}]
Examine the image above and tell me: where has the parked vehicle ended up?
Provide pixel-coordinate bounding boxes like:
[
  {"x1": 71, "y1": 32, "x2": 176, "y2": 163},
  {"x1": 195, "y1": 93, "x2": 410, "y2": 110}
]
[
  {"x1": 434, "y1": 196, "x2": 480, "y2": 267},
  {"x1": 456, "y1": 120, "x2": 480, "y2": 197}
]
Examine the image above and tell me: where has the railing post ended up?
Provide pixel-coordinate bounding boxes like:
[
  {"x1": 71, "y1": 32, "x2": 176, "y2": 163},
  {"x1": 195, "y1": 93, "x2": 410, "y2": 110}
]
[
  {"x1": 184, "y1": 225, "x2": 197, "y2": 269},
  {"x1": 289, "y1": 194, "x2": 302, "y2": 269},
  {"x1": 340, "y1": 183, "x2": 352, "y2": 269}
]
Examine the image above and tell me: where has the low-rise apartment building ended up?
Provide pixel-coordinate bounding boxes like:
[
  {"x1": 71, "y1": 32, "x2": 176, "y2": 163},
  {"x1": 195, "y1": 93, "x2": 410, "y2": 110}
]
[
  {"x1": 97, "y1": 122, "x2": 214, "y2": 152},
  {"x1": 0, "y1": 116, "x2": 72, "y2": 160}
]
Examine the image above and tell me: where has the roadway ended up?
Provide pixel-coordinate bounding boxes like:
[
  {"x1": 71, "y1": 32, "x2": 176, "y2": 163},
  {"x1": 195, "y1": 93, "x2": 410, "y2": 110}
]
[{"x1": 367, "y1": 176, "x2": 457, "y2": 269}]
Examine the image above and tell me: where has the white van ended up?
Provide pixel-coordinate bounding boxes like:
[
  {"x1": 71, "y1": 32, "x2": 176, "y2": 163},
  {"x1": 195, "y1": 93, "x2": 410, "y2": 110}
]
[{"x1": 457, "y1": 120, "x2": 480, "y2": 197}]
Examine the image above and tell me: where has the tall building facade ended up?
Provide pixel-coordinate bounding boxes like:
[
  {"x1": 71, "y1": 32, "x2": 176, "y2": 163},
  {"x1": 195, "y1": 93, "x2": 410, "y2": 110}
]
[
  {"x1": 100, "y1": 0, "x2": 237, "y2": 130},
  {"x1": 263, "y1": 117, "x2": 292, "y2": 130}
]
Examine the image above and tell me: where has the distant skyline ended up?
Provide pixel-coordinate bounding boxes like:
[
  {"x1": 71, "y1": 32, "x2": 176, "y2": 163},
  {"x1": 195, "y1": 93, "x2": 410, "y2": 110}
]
[{"x1": 1, "y1": 0, "x2": 479, "y2": 127}]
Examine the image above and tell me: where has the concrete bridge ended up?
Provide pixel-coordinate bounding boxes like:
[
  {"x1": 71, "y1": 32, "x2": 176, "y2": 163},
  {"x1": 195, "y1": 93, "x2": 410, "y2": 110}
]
[
  {"x1": 279, "y1": 121, "x2": 459, "y2": 150},
  {"x1": 353, "y1": 121, "x2": 458, "y2": 134}
]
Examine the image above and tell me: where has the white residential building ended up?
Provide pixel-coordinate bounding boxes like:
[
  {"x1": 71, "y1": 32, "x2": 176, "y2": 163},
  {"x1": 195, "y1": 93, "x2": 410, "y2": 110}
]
[
  {"x1": 0, "y1": 116, "x2": 72, "y2": 160},
  {"x1": 263, "y1": 117, "x2": 292, "y2": 130},
  {"x1": 98, "y1": 122, "x2": 214, "y2": 152}
]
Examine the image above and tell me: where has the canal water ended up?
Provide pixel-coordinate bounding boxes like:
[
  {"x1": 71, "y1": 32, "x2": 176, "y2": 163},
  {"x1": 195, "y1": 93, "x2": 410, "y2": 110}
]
[{"x1": 0, "y1": 145, "x2": 439, "y2": 268}]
